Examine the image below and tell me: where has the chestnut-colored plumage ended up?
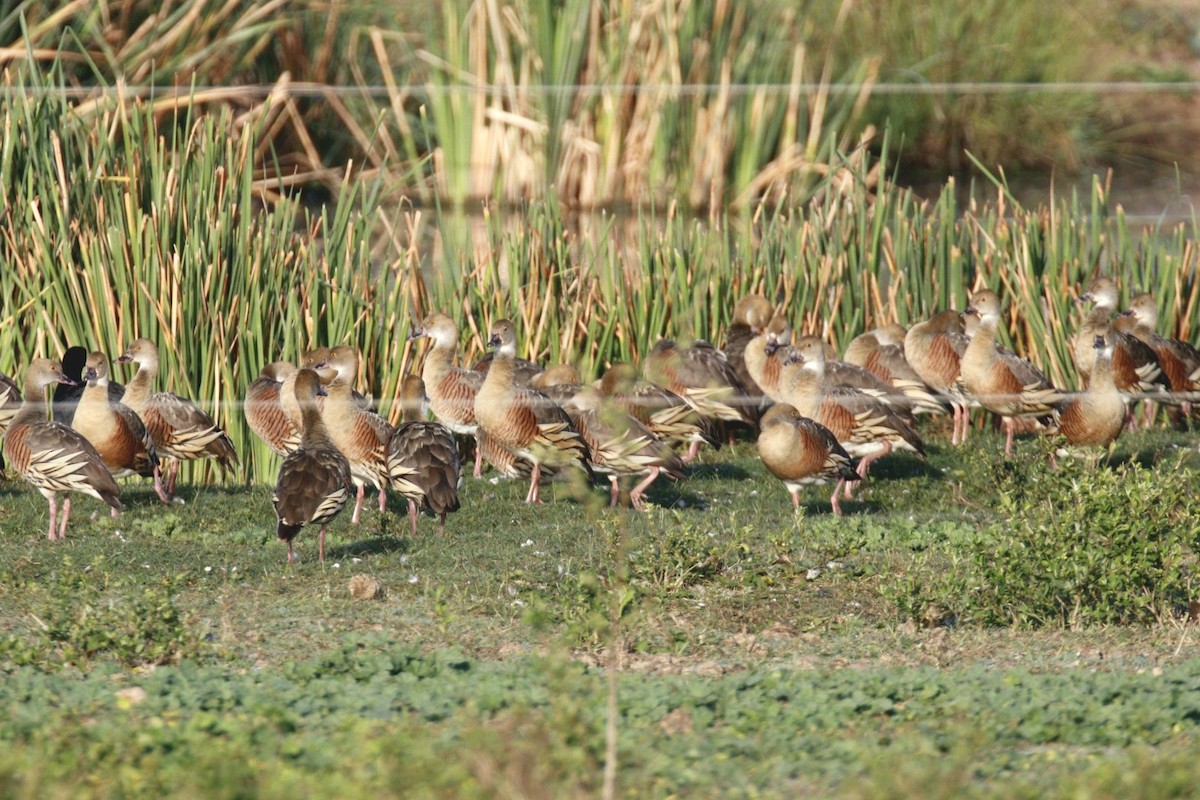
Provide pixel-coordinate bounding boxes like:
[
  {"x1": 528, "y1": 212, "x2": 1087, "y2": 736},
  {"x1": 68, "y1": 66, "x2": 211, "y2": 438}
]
[
  {"x1": 313, "y1": 345, "x2": 405, "y2": 525},
  {"x1": 115, "y1": 338, "x2": 239, "y2": 497},
  {"x1": 1117, "y1": 292, "x2": 1200, "y2": 413},
  {"x1": 644, "y1": 338, "x2": 756, "y2": 459},
  {"x1": 802, "y1": 335, "x2": 940, "y2": 420},
  {"x1": 52, "y1": 345, "x2": 125, "y2": 426},
  {"x1": 273, "y1": 369, "x2": 353, "y2": 563},
  {"x1": 0, "y1": 370, "x2": 21, "y2": 470},
  {"x1": 905, "y1": 310, "x2": 972, "y2": 443},
  {"x1": 724, "y1": 294, "x2": 774, "y2": 403},
  {"x1": 71, "y1": 352, "x2": 170, "y2": 507},
  {"x1": 844, "y1": 324, "x2": 944, "y2": 415},
  {"x1": 388, "y1": 375, "x2": 461, "y2": 535},
  {"x1": 780, "y1": 338, "x2": 924, "y2": 493},
  {"x1": 474, "y1": 319, "x2": 592, "y2": 504},
  {"x1": 244, "y1": 361, "x2": 302, "y2": 456},
  {"x1": 961, "y1": 290, "x2": 1063, "y2": 457},
  {"x1": 743, "y1": 312, "x2": 791, "y2": 404},
  {"x1": 1049, "y1": 335, "x2": 1126, "y2": 455},
  {"x1": 564, "y1": 385, "x2": 684, "y2": 510},
  {"x1": 757, "y1": 403, "x2": 860, "y2": 516},
  {"x1": 597, "y1": 363, "x2": 719, "y2": 458},
  {"x1": 411, "y1": 313, "x2": 487, "y2": 478},
  {"x1": 1073, "y1": 279, "x2": 1167, "y2": 397},
  {"x1": 4, "y1": 359, "x2": 121, "y2": 540}
]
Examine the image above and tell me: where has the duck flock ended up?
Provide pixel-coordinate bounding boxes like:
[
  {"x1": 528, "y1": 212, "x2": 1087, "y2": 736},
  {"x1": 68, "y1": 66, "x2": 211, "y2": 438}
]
[{"x1": 1, "y1": 277, "x2": 1197, "y2": 563}]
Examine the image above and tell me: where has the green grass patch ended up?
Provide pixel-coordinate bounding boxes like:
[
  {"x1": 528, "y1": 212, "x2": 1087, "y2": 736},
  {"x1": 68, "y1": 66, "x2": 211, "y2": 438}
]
[{"x1": 3, "y1": 428, "x2": 1200, "y2": 795}]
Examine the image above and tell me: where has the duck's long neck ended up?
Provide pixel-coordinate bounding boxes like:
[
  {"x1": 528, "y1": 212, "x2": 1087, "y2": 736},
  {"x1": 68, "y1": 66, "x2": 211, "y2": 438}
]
[
  {"x1": 299, "y1": 403, "x2": 336, "y2": 449},
  {"x1": 422, "y1": 339, "x2": 456, "y2": 386},
  {"x1": 14, "y1": 378, "x2": 50, "y2": 426},
  {"x1": 965, "y1": 316, "x2": 999, "y2": 365},
  {"x1": 780, "y1": 362, "x2": 820, "y2": 412},
  {"x1": 122, "y1": 361, "x2": 157, "y2": 409},
  {"x1": 322, "y1": 379, "x2": 356, "y2": 425},
  {"x1": 79, "y1": 381, "x2": 111, "y2": 410},
  {"x1": 478, "y1": 349, "x2": 515, "y2": 402},
  {"x1": 1089, "y1": 351, "x2": 1119, "y2": 394},
  {"x1": 743, "y1": 333, "x2": 770, "y2": 383},
  {"x1": 400, "y1": 395, "x2": 426, "y2": 424}
]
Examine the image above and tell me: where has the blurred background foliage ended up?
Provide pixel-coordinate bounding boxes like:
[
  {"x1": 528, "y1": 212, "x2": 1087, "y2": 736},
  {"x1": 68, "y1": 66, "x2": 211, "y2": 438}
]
[{"x1": 3, "y1": 0, "x2": 1197, "y2": 208}]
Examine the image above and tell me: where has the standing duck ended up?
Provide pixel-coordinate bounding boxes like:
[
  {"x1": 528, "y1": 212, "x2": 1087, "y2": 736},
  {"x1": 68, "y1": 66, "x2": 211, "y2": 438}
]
[
  {"x1": 4, "y1": 359, "x2": 121, "y2": 540},
  {"x1": 312, "y1": 345, "x2": 402, "y2": 525},
  {"x1": 244, "y1": 361, "x2": 302, "y2": 456},
  {"x1": 757, "y1": 403, "x2": 860, "y2": 516},
  {"x1": 387, "y1": 375, "x2": 461, "y2": 536},
  {"x1": 596, "y1": 363, "x2": 719, "y2": 460},
  {"x1": 644, "y1": 338, "x2": 757, "y2": 458},
  {"x1": 1047, "y1": 334, "x2": 1126, "y2": 462},
  {"x1": 71, "y1": 352, "x2": 171, "y2": 506},
  {"x1": 724, "y1": 294, "x2": 775, "y2": 404},
  {"x1": 115, "y1": 338, "x2": 239, "y2": 497},
  {"x1": 410, "y1": 313, "x2": 487, "y2": 478},
  {"x1": 563, "y1": 385, "x2": 684, "y2": 510},
  {"x1": 273, "y1": 369, "x2": 353, "y2": 563},
  {"x1": 961, "y1": 290, "x2": 1063, "y2": 457},
  {"x1": 779, "y1": 338, "x2": 925, "y2": 491},
  {"x1": 52, "y1": 345, "x2": 126, "y2": 426},
  {"x1": 904, "y1": 309, "x2": 972, "y2": 444},
  {"x1": 1116, "y1": 292, "x2": 1200, "y2": 420},
  {"x1": 742, "y1": 312, "x2": 793, "y2": 404},
  {"x1": 474, "y1": 319, "x2": 591, "y2": 504},
  {"x1": 1072, "y1": 278, "x2": 1166, "y2": 397}
]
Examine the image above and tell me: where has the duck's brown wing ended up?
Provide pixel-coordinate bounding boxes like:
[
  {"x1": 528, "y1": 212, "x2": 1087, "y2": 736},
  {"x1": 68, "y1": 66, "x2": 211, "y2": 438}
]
[{"x1": 273, "y1": 446, "x2": 353, "y2": 540}]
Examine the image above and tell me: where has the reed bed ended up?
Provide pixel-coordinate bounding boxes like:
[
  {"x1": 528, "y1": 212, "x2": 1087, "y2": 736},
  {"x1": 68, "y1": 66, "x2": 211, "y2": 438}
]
[
  {"x1": 5, "y1": 1, "x2": 1174, "y2": 209},
  {"x1": 2, "y1": 89, "x2": 1198, "y2": 485},
  {"x1": 365, "y1": 0, "x2": 877, "y2": 208}
]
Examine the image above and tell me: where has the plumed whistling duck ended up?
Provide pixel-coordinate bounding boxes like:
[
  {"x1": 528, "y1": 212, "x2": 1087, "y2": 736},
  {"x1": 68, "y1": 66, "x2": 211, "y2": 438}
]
[
  {"x1": 961, "y1": 290, "x2": 1063, "y2": 457},
  {"x1": 272, "y1": 368, "x2": 353, "y2": 563},
  {"x1": 757, "y1": 403, "x2": 860, "y2": 516},
  {"x1": 387, "y1": 375, "x2": 461, "y2": 536},
  {"x1": 474, "y1": 319, "x2": 592, "y2": 504},
  {"x1": 71, "y1": 351, "x2": 171, "y2": 507},
  {"x1": 116, "y1": 338, "x2": 239, "y2": 497},
  {"x1": 4, "y1": 358, "x2": 121, "y2": 540}
]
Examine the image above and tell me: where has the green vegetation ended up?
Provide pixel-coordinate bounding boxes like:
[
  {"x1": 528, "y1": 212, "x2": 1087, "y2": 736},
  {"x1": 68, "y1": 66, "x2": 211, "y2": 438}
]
[
  {"x1": 3, "y1": 86, "x2": 1198, "y2": 484},
  {"x1": 3, "y1": 430, "x2": 1200, "y2": 796},
  {"x1": 3, "y1": 6, "x2": 1200, "y2": 793},
  {"x1": 888, "y1": 451, "x2": 1200, "y2": 628},
  {"x1": 3, "y1": 1, "x2": 1193, "y2": 206}
]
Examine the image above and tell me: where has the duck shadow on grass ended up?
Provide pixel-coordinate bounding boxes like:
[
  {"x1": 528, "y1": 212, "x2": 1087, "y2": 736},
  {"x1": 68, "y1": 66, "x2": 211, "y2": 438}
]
[
  {"x1": 327, "y1": 533, "x2": 412, "y2": 560},
  {"x1": 683, "y1": 462, "x2": 753, "y2": 481},
  {"x1": 854, "y1": 452, "x2": 945, "y2": 482}
]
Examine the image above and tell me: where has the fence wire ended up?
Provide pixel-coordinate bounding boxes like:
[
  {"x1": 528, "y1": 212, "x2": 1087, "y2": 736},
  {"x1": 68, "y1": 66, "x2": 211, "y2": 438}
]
[{"x1": 8, "y1": 81, "x2": 1200, "y2": 100}]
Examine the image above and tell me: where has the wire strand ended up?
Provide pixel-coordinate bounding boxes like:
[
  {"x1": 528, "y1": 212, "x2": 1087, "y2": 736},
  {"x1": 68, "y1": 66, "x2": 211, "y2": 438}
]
[{"x1": 7, "y1": 80, "x2": 1200, "y2": 100}]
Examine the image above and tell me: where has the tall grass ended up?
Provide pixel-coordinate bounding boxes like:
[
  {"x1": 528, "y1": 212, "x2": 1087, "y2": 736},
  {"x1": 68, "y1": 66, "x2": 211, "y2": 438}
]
[
  {"x1": 410, "y1": 151, "x2": 1200, "y2": 386},
  {"x1": 0, "y1": 74, "x2": 410, "y2": 485},
  {"x1": 358, "y1": 0, "x2": 877, "y2": 208},
  {"x1": 5, "y1": 1, "x2": 1184, "y2": 208},
  {"x1": 2, "y1": 83, "x2": 1198, "y2": 484}
]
